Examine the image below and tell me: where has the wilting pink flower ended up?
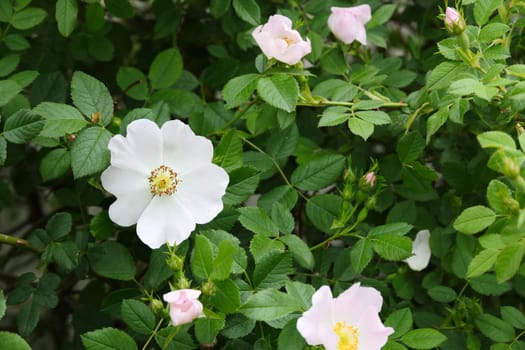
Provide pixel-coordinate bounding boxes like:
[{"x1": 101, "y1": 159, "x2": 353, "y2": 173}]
[
  {"x1": 404, "y1": 229, "x2": 431, "y2": 271},
  {"x1": 364, "y1": 171, "x2": 376, "y2": 187},
  {"x1": 444, "y1": 7, "x2": 466, "y2": 34},
  {"x1": 252, "y1": 14, "x2": 311, "y2": 65},
  {"x1": 328, "y1": 5, "x2": 372, "y2": 45},
  {"x1": 163, "y1": 289, "x2": 203, "y2": 326},
  {"x1": 297, "y1": 283, "x2": 393, "y2": 350}
]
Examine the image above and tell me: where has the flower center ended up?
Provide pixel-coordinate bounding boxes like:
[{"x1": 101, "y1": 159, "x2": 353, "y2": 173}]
[
  {"x1": 283, "y1": 36, "x2": 295, "y2": 46},
  {"x1": 148, "y1": 165, "x2": 181, "y2": 196},
  {"x1": 333, "y1": 321, "x2": 359, "y2": 350}
]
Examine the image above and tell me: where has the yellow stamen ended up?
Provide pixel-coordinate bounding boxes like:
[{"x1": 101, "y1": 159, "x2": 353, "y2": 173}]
[
  {"x1": 283, "y1": 36, "x2": 294, "y2": 46},
  {"x1": 333, "y1": 321, "x2": 359, "y2": 350},
  {"x1": 148, "y1": 165, "x2": 181, "y2": 196}
]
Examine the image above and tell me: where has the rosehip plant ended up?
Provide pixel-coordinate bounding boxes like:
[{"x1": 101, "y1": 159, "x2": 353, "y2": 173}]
[{"x1": 0, "y1": 0, "x2": 525, "y2": 350}]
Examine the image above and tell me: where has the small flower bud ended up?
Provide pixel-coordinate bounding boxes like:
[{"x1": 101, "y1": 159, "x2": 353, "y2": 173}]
[
  {"x1": 444, "y1": 7, "x2": 466, "y2": 35},
  {"x1": 150, "y1": 298, "x2": 165, "y2": 316},
  {"x1": 166, "y1": 254, "x2": 184, "y2": 272},
  {"x1": 202, "y1": 280, "x2": 215, "y2": 296},
  {"x1": 363, "y1": 172, "x2": 376, "y2": 188},
  {"x1": 503, "y1": 157, "x2": 520, "y2": 179}
]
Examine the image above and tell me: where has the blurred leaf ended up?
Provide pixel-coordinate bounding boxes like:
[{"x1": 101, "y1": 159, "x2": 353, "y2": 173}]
[
  {"x1": 427, "y1": 286, "x2": 457, "y2": 303},
  {"x1": 0, "y1": 137, "x2": 5, "y2": 166},
  {"x1": 501, "y1": 306, "x2": 525, "y2": 329},
  {"x1": 487, "y1": 180, "x2": 518, "y2": 215},
  {"x1": 50, "y1": 241, "x2": 79, "y2": 272},
  {"x1": 0, "y1": 80, "x2": 21, "y2": 107},
  {"x1": 56, "y1": 0, "x2": 78, "y2": 37},
  {"x1": 474, "y1": 0, "x2": 501, "y2": 26},
  {"x1": 17, "y1": 301, "x2": 39, "y2": 337},
  {"x1": 191, "y1": 235, "x2": 214, "y2": 280},
  {"x1": 210, "y1": 0, "x2": 231, "y2": 18},
  {"x1": 0, "y1": 331, "x2": 31, "y2": 350},
  {"x1": 121, "y1": 299, "x2": 156, "y2": 335},
  {"x1": 70, "y1": 126, "x2": 111, "y2": 179},
  {"x1": 232, "y1": 0, "x2": 260, "y2": 25},
  {"x1": 87, "y1": 241, "x2": 136, "y2": 281},
  {"x1": 149, "y1": 48, "x2": 183, "y2": 90},
  {"x1": 397, "y1": 132, "x2": 425, "y2": 163},
  {"x1": 105, "y1": 0, "x2": 134, "y2": 19},
  {"x1": 257, "y1": 74, "x2": 299, "y2": 112},
  {"x1": 81, "y1": 327, "x2": 138, "y2": 350},
  {"x1": 0, "y1": 2, "x2": 12, "y2": 22},
  {"x1": 477, "y1": 131, "x2": 516, "y2": 150},
  {"x1": 40, "y1": 148, "x2": 71, "y2": 182},
  {"x1": 46, "y1": 212, "x2": 72, "y2": 241},
  {"x1": 143, "y1": 247, "x2": 173, "y2": 290},
  {"x1": 10, "y1": 7, "x2": 47, "y2": 30},
  {"x1": 71, "y1": 71, "x2": 114, "y2": 126},
  {"x1": 0, "y1": 54, "x2": 20, "y2": 77},
  {"x1": 116, "y1": 67, "x2": 148, "y2": 101},
  {"x1": 0, "y1": 291, "x2": 5, "y2": 320},
  {"x1": 367, "y1": 4, "x2": 397, "y2": 28}
]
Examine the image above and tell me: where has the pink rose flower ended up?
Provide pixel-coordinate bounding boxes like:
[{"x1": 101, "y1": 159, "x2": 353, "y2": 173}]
[
  {"x1": 252, "y1": 14, "x2": 311, "y2": 65},
  {"x1": 297, "y1": 283, "x2": 394, "y2": 350},
  {"x1": 163, "y1": 289, "x2": 203, "y2": 326},
  {"x1": 444, "y1": 7, "x2": 466, "y2": 34},
  {"x1": 328, "y1": 5, "x2": 372, "y2": 45},
  {"x1": 364, "y1": 171, "x2": 376, "y2": 187}
]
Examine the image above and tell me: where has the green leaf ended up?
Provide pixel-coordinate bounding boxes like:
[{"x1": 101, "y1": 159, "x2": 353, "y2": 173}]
[
  {"x1": 223, "y1": 166, "x2": 260, "y2": 206},
  {"x1": 249, "y1": 233, "x2": 284, "y2": 263},
  {"x1": 487, "y1": 179, "x2": 518, "y2": 215},
  {"x1": 427, "y1": 286, "x2": 457, "y2": 303},
  {"x1": 210, "y1": 0, "x2": 231, "y2": 18},
  {"x1": 501, "y1": 306, "x2": 525, "y2": 329},
  {"x1": 210, "y1": 240, "x2": 236, "y2": 280},
  {"x1": 87, "y1": 241, "x2": 136, "y2": 281},
  {"x1": 121, "y1": 299, "x2": 156, "y2": 335},
  {"x1": 279, "y1": 234, "x2": 314, "y2": 270},
  {"x1": 348, "y1": 116, "x2": 374, "y2": 140},
  {"x1": 222, "y1": 73, "x2": 259, "y2": 109},
  {"x1": 426, "y1": 62, "x2": 463, "y2": 90},
  {"x1": 271, "y1": 202, "x2": 295, "y2": 234},
  {"x1": 149, "y1": 48, "x2": 183, "y2": 90},
  {"x1": 0, "y1": 80, "x2": 21, "y2": 107},
  {"x1": 397, "y1": 132, "x2": 425, "y2": 163},
  {"x1": 0, "y1": 54, "x2": 20, "y2": 78},
  {"x1": 191, "y1": 235, "x2": 214, "y2": 280},
  {"x1": 105, "y1": 0, "x2": 134, "y2": 19},
  {"x1": 214, "y1": 129, "x2": 243, "y2": 171},
  {"x1": 367, "y1": 4, "x2": 396, "y2": 28},
  {"x1": 0, "y1": 137, "x2": 6, "y2": 166},
  {"x1": 252, "y1": 252, "x2": 293, "y2": 289},
  {"x1": 477, "y1": 131, "x2": 516, "y2": 150},
  {"x1": 495, "y1": 242, "x2": 524, "y2": 283},
  {"x1": 305, "y1": 194, "x2": 341, "y2": 233},
  {"x1": 239, "y1": 289, "x2": 301, "y2": 321},
  {"x1": 46, "y1": 212, "x2": 72, "y2": 241},
  {"x1": 81, "y1": 327, "x2": 138, "y2": 350},
  {"x1": 318, "y1": 106, "x2": 349, "y2": 127},
  {"x1": 453, "y1": 205, "x2": 496, "y2": 234},
  {"x1": 278, "y1": 319, "x2": 307, "y2": 350},
  {"x1": 3, "y1": 109, "x2": 44, "y2": 144},
  {"x1": 56, "y1": 0, "x2": 78, "y2": 37},
  {"x1": 474, "y1": 0, "x2": 501, "y2": 26},
  {"x1": 194, "y1": 317, "x2": 225, "y2": 345},
  {"x1": 116, "y1": 67, "x2": 148, "y2": 101},
  {"x1": 211, "y1": 279, "x2": 241, "y2": 314},
  {"x1": 385, "y1": 308, "x2": 413, "y2": 339},
  {"x1": 70, "y1": 126, "x2": 111, "y2": 179},
  {"x1": 372, "y1": 234, "x2": 412, "y2": 261},
  {"x1": 475, "y1": 313, "x2": 515, "y2": 343},
  {"x1": 479, "y1": 23, "x2": 509, "y2": 43},
  {"x1": 369, "y1": 223, "x2": 413, "y2": 237},
  {"x1": 0, "y1": 2, "x2": 12, "y2": 22},
  {"x1": 266, "y1": 123, "x2": 299, "y2": 159},
  {"x1": 426, "y1": 106, "x2": 448, "y2": 143},
  {"x1": 0, "y1": 331, "x2": 31, "y2": 350},
  {"x1": 40, "y1": 148, "x2": 71, "y2": 182},
  {"x1": 257, "y1": 74, "x2": 299, "y2": 112},
  {"x1": 467, "y1": 249, "x2": 498, "y2": 278},
  {"x1": 258, "y1": 185, "x2": 298, "y2": 213},
  {"x1": 232, "y1": 0, "x2": 260, "y2": 25},
  {"x1": 50, "y1": 241, "x2": 79, "y2": 272},
  {"x1": 17, "y1": 301, "x2": 39, "y2": 337},
  {"x1": 71, "y1": 71, "x2": 113, "y2": 126},
  {"x1": 143, "y1": 247, "x2": 173, "y2": 290},
  {"x1": 291, "y1": 154, "x2": 345, "y2": 191},
  {"x1": 0, "y1": 290, "x2": 5, "y2": 320},
  {"x1": 355, "y1": 110, "x2": 391, "y2": 125},
  {"x1": 401, "y1": 328, "x2": 447, "y2": 349},
  {"x1": 10, "y1": 7, "x2": 47, "y2": 30},
  {"x1": 350, "y1": 238, "x2": 374, "y2": 274},
  {"x1": 238, "y1": 207, "x2": 279, "y2": 237}
]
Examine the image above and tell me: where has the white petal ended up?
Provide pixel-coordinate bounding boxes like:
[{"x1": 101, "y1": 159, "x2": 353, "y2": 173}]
[
  {"x1": 404, "y1": 229, "x2": 432, "y2": 271},
  {"x1": 160, "y1": 120, "x2": 214, "y2": 175},
  {"x1": 107, "y1": 191, "x2": 152, "y2": 227},
  {"x1": 108, "y1": 119, "x2": 163, "y2": 174},
  {"x1": 176, "y1": 164, "x2": 229, "y2": 224},
  {"x1": 100, "y1": 166, "x2": 149, "y2": 196},
  {"x1": 296, "y1": 286, "x2": 335, "y2": 346},
  {"x1": 136, "y1": 195, "x2": 196, "y2": 249}
]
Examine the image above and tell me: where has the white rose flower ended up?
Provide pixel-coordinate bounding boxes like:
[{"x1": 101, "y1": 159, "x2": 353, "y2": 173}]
[
  {"x1": 404, "y1": 229, "x2": 432, "y2": 271},
  {"x1": 100, "y1": 119, "x2": 229, "y2": 249}
]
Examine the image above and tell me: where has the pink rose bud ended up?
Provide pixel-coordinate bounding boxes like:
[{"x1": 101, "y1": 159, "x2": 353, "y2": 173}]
[
  {"x1": 364, "y1": 171, "x2": 376, "y2": 187},
  {"x1": 328, "y1": 5, "x2": 372, "y2": 45},
  {"x1": 444, "y1": 7, "x2": 466, "y2": 34},
  {"x1": 163, "y1": 289, "x2": 203, "y2": 326},
  {"x1": 252, "y1": 14, "x2": 311, "y2": 65}
]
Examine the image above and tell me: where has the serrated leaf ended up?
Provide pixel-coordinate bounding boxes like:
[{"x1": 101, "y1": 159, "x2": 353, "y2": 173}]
[
  {"x1": 249, "y1": 233, "x2": 285, "y2": 263},
  {"x1": 0, "y1": 54, "x2": 20, "y2": 78},
  {"x1": 355, "y1": 110, "x2": 391, "y2": 125},
  {"x1": 17, "y1": 301, "x2": 39, "y2": 337},
  {"x1": 56, "y1": 0, "x2": 78, "y2": 37},
  {"x1": 426, "y1": 106, "x2": 448, "y2": 143},
  {"x1": 427, "y1": 61, "x2": 462, "y2": 91},
  {"x1": 223, "y1": 167, "x2": 260, "y2": 205},
  {"x1": 0, "y1": 80, "x2": 21, "y2": 107},
  {"x1": 318, "y1": 106, "x2": 349, "y2": 127},
  {"x1": 210, "y1": 240, "x2": 236, "y2": 280},
  {"x1": 495, "y1": 242, "x2": 524, "y2": 283},
  {"x1": 3, "y1": 109, "x2": 44, "y2": 144},
  {"x1": 211, "y1": 279, "x2": 240, "y2": 314},
  {"x1": 71, "y1": 71, "x2": 114, "y2": 126},
  {"x1": 385, "y1": 308, "x2": 413, "y2": 339},
  {"x1": 467, "y1": 249, "x2": 498, "y2": 279},
  {"x1": 87, "y1": 241, "x2": 136, "y2": 281},
  {"x1": 397, "y1": 132, "x2": 425, "y2": 163},
  {"x1": 305, "y1": 194, "x2": 341, "y2": 233},
  {"x1": 70, "y1": 127, "x2": 111, "y2": 179},
  {"x1": 252, "y1": 252, "x2": 293, "y2": 289},
  {"x1": 350, "y1": 238, "x2": 374, "y2": 274},
  {"x1": 453, "y1": 205, "x2": 496, "y2": 234},
  {"x1": 474, "y1": 0, "x2": 501, "y2": 26},
  {"x1": 46, "y1": 212, "x2": 72, "y2": 241},
  {"x1": 0, "y1": 331, "x2": 31, "y2": 350},
  {"x1": 40, "y1": 148, "x2": 71, "y2": 182},
  {"x1": 50, "y1": 241, "x2": 79, "y2": 272},
  {"x1": 279, "y1": 234, "x2": 314, "y2": 270},
  {"x1": 121, "y1": 299, "x2": 156, "y2": 335},
  {"x1": 348, "y1": 116, "x2": 374, "y2": 140},
  {"x1": 238, "y1": 207, "x2": 279, "y2": 237},
  {"x1": 191, "y1": 235, "x2": 214, "y2": 280},
  {"x1": 33, "y1": 102, "x2": 87, "y2": 138},
  {"x1": 401, "y1": 328, "x2": 447, "y2": 349},
  {"x1": 291, "y1": 154, "x2": 345, "y2": 191},
  {"x1": 214, "y1": 129, "x2": 243, "y2": 171},
  {"x1": 271, "y1": 202, "x2": 294, "y2": 234},
  {"x1": 232, "y1": 0, "x2": 260, "y2": 25},
  {"x1": 476, "y1": 313, "x2": 515, "y2": 343},
  {"x1": 257, "y1": 74, "x2": 298, "y2": 112},
  {"x1": 239, "y1": 289, "x2": 301, "y2": 321},
  {"x1": 81, "y1": 327, "x2": 138, "y2": 350},
  {"x1": 148, "y1": 48, "x2": 183, "y2": 90},
  {"x1": 372, "y1": 234, "x2": 412, "y2": 261},
  {"x1": 222, "y1": 73, "x2": 259, "y2": 109}
]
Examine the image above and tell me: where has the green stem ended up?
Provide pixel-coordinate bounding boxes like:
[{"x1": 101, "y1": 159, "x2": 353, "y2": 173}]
[
  {"x1": 405, "y1": 102, "x2": 430, "y2": 133},
  {"x1": 0, "y1": 233, "x2": 41, "y2": 253},
  {"x1": 297, "y1": 100, "x2": 406, "y2": 108},
  {"x1": 142, "y1": 319, "x2": 164, "y2": 350},
  {"x1": 214, "y1": 102, "x2": 254, "y2": 135}
]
